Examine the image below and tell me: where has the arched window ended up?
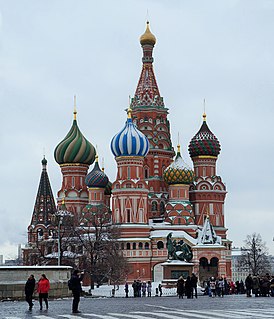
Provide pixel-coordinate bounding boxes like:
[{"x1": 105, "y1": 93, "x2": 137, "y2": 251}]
[
  {"x1": 144, "y1": 167, "x2": 149, "y2": 179},
  {"x1": 138, "y1": 242, "x2": 143, "y2": 250},
  {"x1": 199, "y1": 257, "x2": 208, "y2": 268},
  {"x1": 160, "y1": 201, "x2": 165, "y2": 214},
  {"x1": 210, "y1": 257, "x2": 219, "y2": 266},
  {"x1": 133, "y1": 243, "x2": 136, "y2": 250},
  {"x1": 145, "y1": 242, "x2": 150, "y2": 250},
  {"x1": 126, "y1": 209, "x2": 131, "y2": 222},
  {"x1": 121, "y1": 243, "x2": 125, "y2": 250},
  {"x1": 152, "y1": 201, "x2": 158, "y2": 211},
  {"x1": 157, "y1": 241, "x2": 164, "y2": 249},
  {"x1": 37, "y1": 228, "x2": 43, "y2": 241},
  {"x1": 126, "y1": 243, "x2": 131, "y2": 250}
]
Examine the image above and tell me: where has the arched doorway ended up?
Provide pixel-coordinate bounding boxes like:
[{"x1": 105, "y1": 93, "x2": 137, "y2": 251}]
[{"x1": 199, "y1": 257, "x2": 219, "y2": 286}]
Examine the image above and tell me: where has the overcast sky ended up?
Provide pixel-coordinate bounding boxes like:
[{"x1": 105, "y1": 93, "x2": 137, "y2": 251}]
[{"x1": 0, "y1": 0, "x2": 273, "y2": 260}]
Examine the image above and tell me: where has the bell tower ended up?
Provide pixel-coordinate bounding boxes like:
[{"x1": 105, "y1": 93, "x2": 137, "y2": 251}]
[{"x1": 131, "y1": 22, "x2": 175, "y2": 220}]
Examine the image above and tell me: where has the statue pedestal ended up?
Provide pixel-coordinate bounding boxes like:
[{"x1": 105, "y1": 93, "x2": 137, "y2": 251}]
[{"x1": 162, "y1": 260, "x2": 194, "y2": 287}]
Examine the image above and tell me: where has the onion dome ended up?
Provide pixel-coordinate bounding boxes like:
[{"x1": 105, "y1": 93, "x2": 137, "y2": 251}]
[
  {"x1": 54, "y1": 106, "x2": 96, "y2": 165},
  {"x1": 111, "y1": 107, "x2": 149, "y2": 157},
  {"x1": 164, "y1": 145, "x2": 194, "y2": 185},
  {"x1": 41, "y1": 156, "x2": 47, "y2": 166},
  {"x1": 85, "y1": 155, "x2": 109, "y2": 188},
  {"x1": 188, "y1": 113, "x2": 221, "y2": 158},
  {"x1": 140, "y1": 21, "x2": 156, "y2": 46}
]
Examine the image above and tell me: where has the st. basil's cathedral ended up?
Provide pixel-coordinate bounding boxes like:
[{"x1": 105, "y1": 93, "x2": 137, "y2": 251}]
[{"x1": 24, "y1": 22, "x2": 232, "y2": 284}]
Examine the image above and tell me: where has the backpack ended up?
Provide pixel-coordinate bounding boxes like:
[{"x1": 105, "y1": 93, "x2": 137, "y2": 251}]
[{"x1": 68, "y1": 279, "x2": 73, "y2": 290}]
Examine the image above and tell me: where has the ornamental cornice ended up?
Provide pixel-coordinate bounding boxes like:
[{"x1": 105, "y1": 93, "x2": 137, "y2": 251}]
[{"x1": 60, "y1": 163, "x2": 89, "y2": 168}]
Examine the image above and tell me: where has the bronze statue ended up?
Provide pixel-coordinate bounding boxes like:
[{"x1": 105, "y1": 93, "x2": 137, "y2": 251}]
[{"x1": 166, "y1": 233, "x2": 193, "y2": 262}]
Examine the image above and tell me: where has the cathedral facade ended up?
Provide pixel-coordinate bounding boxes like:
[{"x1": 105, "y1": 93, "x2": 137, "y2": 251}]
[{"x1": 24, "y1": 22, "x2": 232, "y2": 284}]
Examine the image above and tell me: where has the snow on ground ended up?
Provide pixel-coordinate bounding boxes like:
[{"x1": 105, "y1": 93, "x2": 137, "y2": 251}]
[{"x1": 83, "y1": 282, "x2": 177, "y2": 298}]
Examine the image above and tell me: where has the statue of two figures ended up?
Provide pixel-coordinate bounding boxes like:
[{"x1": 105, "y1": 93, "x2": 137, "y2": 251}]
[{"x1": 167, "y1": 232, "x2": 193, "y2": 262}]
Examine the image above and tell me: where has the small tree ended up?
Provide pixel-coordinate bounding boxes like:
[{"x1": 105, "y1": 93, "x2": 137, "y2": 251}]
[
  {"x1": 240, "y1": 233, "x2": 271, "y2": 276},
  {"x1": 75, "y1": 204, "x2": 128, "y2": 289}
]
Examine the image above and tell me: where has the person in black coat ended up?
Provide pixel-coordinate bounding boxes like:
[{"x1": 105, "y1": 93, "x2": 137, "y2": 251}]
[
  {"x1": 185, "y1": 276, "x2": 192, "y2": 299},
  {"x1": 177, "y1": 276, "x2": 185, "y2": 298},
  {"x1": 25, "y1": 274, "x2": 35, "y2": 311},
  {"x1": 245, "y1": 274, "x2": 253, "y2": 297},
  {"x1": 70, "y1": 270, "x2": 84, "y2": 313},
  {"x1": 190, "y1": 273, "x2": 198, "y2": 298}
]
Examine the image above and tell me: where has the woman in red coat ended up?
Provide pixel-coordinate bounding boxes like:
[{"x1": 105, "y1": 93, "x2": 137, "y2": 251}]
[{"x1": 37, "y1": 274, "x2": 50, "y2": 310}]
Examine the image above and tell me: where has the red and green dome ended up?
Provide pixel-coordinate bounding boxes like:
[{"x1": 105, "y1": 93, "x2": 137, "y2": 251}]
[
  {"x1": 54, "y1": 110, "x2": 96, "y2": 165},
  {"x1": 164, "y1": 146, "x2": 194, "y2": 185},
  {"x1": 188, "y1": 114, "x2": 221, "y2": 158}
]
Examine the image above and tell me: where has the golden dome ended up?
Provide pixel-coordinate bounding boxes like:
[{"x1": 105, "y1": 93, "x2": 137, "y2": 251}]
[{"x1": 140, "y1": 21, "x2": 156, "y2": 46}]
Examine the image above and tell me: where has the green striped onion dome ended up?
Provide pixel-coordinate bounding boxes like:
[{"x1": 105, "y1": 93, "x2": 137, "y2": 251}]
[
  {"x1": 164, "y1": 146, "x2": 194, "y2": 185},
  {"x1": 54, "y1": 114, "x2": 96, "y2": 165},
  {"x1": 188, "y1": 114, "x2": 221, "y2": 158}
]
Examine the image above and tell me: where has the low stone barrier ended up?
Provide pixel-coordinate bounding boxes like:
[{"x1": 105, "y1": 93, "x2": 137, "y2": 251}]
[{"x1": 0, "y1": 266, "x2": 72, "y2": 300}]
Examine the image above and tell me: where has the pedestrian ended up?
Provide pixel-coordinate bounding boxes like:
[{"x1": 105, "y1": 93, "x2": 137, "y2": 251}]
[
  {"x1": 37, "y1": 274, "x2": 50, "y2": 310},
  {"x1": 217, "y1": 277, "x2": 224, "y2": 297},
  {"x1": 252, "y1": 275, "x2": 259, "y2": 297},
  {"x1": 69, "y1": 269, "x2": 84, "y2": 313},
  {"x1": 270, "y1": 276, "x2": 274, "y2": 297},
  {"x1": 132, "y1": 280, "x2": 138, "y2": 297},
  {"x1": 25, "y1": 274, "x2": 35, "y2": 311},
  {"x1": 141, "y1": 282, "x2": 147, "y2": 297},
  {"x1": 224, "y1": 277, "x2": 229, "y2": 295},
  {"x1": 124, "y1": 282, "x2": 129, "y2": 298},
  {"x1": 158, "y1": 283, "x2": 163, "y2": 297},
  {"x1": 190, "y1": 273, "x2": 198, "y2": 298},
  {"x1": 177, "y1": 276, "x2": 185, "y2": 299},
  {"x1": 185, "y1": 276, "x2": 192, "y2": 299},
  {"x1": 147, "y1": 281, "x2": 152, "y2": 297},
  {"x1": 245, "y1": 274, "x2": 253, "y2": 297},
  {"x1": 137, "y1": 280, "x2": 142, "y2": 297},
  {"x1": 209, "y1": 277, "x2": 216, "y2": 297}
]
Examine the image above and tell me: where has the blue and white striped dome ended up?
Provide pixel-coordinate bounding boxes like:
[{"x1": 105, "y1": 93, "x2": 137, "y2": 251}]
[{"x1": 111, "y1": 109, "x2": 149, "y2": 157}]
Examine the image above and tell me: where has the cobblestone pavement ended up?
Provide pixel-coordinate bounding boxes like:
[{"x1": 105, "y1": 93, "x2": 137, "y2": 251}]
[{"x1": 1, "y1": 295, "x2": 274, "y2": 319}]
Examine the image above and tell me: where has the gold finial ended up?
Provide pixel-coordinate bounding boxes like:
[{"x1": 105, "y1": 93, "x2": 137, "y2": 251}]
[
  {"x1": 203, "y1": 98, "x2": 206, "y2": 121},
  {"x1": 140, "y1": 21, "x2": 156, "y2": 46},
  {"x1": 102, "y1": 157, "x2": 105, "y2": 172},
  {"x1": 127, "y1": 106, "x2": 132, "y2": 119},
  {"x1": 177, "y1": 144, "x2": 181, "y2": 153},
  {"x1": 206, "y1": 206, "x2": 210, "y2": 219},
  {"x1": 73, "y1": 95, "x2": 77, "y2": 120},
  {"x1": 62, "y1": 197, "x2": 65, "y2": 205}
]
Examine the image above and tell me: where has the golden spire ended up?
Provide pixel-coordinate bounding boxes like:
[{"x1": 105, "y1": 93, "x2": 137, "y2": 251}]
[
  {"x1": 127, "y1": 96, "x2": 132, "y2": 119},
  {"x1": 140, "y1": 21, "x2": 156, "y2": 46},
  {"x1": 62, "y1": 197, "x2": 65, "y2": 205},
  {"x1": 73, "y1": 95, "x2": 77, "y2": 120},
  {"x1": 206, "y1": 205, "x2": 210, "y2": 219},
  {"x1": 127, "y1": 107, "x2": 132, "y2": 119},
  {"x1": 203, "y1": 98, "x2": 207, "y2": 122},
  {"x1": 102, "y1": 157, "x2": 105, "y2": 172},
  {"x1": 95, "y1": 145, "x2": 98, "y2": 162},
  {"x1": 177, "y1": 132, "x2": 180, "y2": 153}
]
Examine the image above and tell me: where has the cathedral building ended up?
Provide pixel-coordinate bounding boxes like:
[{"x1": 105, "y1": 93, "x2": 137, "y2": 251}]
[{"x1": 24, "y1": 22, "x2": 232, "y2": 283}]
